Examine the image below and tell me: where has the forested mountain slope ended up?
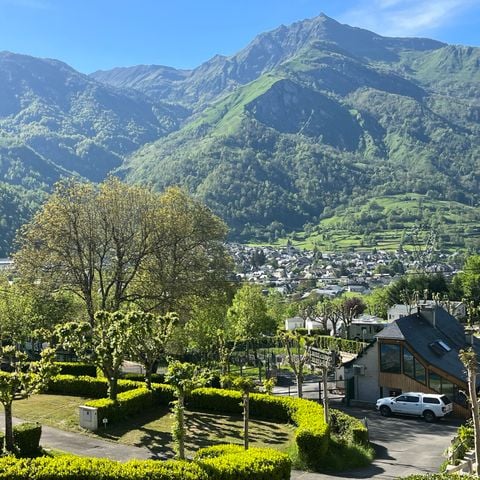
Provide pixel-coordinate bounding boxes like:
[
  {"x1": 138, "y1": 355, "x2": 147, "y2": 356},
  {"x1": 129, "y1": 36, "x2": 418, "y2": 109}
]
[{"x1": 1, "y1": 14, "x2": 480, "y2": 253}]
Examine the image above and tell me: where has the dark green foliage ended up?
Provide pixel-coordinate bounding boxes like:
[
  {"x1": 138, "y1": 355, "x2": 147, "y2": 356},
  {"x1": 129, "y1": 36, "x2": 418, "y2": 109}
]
[
  {"x1": 195, "y1": 444, "x2": 291, "y2": 480},
  {"x1": 0, "y1": 432, "x2": 4, "y2": 454},
  {"x1": 13, "y1": 423, "x2": 42, "y2": 458},
  {"x1": 121, "y1": 372, "x2": 165, "y2": 383},
  {"x1": 329, "y1": 409, "x2": 369, "y2": 445},
  {"x1": 55, "y1": 362, "x2": 97, "y2": 377},
  {"x1": 46, "y1": 374, "x2": 141, "y2": 398}
]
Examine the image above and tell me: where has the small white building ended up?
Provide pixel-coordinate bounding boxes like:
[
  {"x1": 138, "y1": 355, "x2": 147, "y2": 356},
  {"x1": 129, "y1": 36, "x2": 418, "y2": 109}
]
[{"x1": 285, "y1": 316, "x2": 304, "y2": 330}]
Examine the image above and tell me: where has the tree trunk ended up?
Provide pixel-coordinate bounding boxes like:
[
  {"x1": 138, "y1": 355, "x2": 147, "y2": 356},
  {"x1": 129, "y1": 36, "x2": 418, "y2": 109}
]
[
  {"x1": 178, "y1": 395, "x2": 185, "y2": 460},
  {"x1": 243, "y1": 393, "x2": 249, "y2": 450},
  {"x1": 322, "y1": 367, "x2": 330, "y2": 424},
  {"x1": 468, "y1": 363, "x2": 480, "y2": 475},
  {"x1": 108, "y1": 376, "x2": 118, "y2": 401},
  {"x1": 4, "y1": 401, "x2": 14, "y2": 452},
  {"x1": 144, "y1": 362, "x2": 153, "y2": 390},
  {"x1": 296, "y1": 372, "x2": 303, "y2": 398}
]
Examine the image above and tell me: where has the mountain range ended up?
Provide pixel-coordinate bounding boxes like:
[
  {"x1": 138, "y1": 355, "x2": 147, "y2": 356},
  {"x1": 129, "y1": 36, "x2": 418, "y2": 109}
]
[{"x1": 1, "y1": 13, "x2": 480, "y2": 255}]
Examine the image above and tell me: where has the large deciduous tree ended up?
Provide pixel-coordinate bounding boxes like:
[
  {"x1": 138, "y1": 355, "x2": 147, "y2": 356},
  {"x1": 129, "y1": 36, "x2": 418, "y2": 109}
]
[{"x1": 14, "y1": 179, "x2": 231, "y2": 324}]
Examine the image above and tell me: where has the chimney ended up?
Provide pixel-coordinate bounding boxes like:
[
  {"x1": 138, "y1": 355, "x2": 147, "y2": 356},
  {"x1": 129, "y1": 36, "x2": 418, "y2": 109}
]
[
  {"x1": 465, "y1": 325, "x2": 475, "y2": 346},
  {"x1": 420, "y1": 305, "x2": 436, "y2": 328}
]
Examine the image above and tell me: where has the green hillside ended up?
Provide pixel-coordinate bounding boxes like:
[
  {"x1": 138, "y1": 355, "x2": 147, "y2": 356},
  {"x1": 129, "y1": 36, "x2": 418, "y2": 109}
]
[
  {"x1": 2, "y1": 14, "x2": 480, "y2": 254},
  {"x1": 275, "y1": 194, "x2": 480, "y2": 252}
]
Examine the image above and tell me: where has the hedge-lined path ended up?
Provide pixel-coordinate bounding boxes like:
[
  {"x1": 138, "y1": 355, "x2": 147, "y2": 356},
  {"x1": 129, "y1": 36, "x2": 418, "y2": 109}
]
[{"x1": 0, "y1": 413, "x2": 155, "y2": 461}]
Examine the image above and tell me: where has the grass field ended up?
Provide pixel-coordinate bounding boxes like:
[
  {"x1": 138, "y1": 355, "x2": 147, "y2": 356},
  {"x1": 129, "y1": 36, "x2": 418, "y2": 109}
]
[
  {"x1": 5, "y1": 394, "x2": 295, "y2": 458},
  {"x1": 262, "y1": 193, "x2": 480, "y2": 252}
]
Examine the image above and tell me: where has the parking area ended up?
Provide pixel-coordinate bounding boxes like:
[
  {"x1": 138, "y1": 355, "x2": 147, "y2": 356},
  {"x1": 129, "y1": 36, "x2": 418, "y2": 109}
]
[{"x1": 292, "y1": 402, "x2": 462, "y2": 479}]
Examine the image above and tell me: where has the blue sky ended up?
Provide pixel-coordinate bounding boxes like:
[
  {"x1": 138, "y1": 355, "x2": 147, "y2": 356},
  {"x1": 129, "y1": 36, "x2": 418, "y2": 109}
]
[{"x1": 1, "y1": 0, "x2": 479, "y2": 73}]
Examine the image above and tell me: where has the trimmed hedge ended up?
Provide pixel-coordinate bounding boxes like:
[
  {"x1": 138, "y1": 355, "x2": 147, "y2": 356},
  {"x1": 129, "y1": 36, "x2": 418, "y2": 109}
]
[
  {"x1": 0, "y1": 456, "x2": 207, "y2": 480},
  {"x1": 330, "y1": 409, "x2": 369, "y2": 445},
  {"x1": 84, "y1": 384, "x2": 175, "y2": 423},
  {"x1": 13, "y1": 423, "x2": 42, "y2": 458},
  {"x1": 47, "y1": 375, "x2": 141, "y2": 398},
  {"x1": 195, "y1": 444, "x2": 291, "y2": 480},
  {"x1": 0, "y1": 446, "x2": 290, "y2": 480},
  {"x1": 190, "y1": 388, "x2": 329, "y2": 470},
  {"x1": 55, "y1": 362, "x2": 97, "y2": 377},
  {"x1": 122, "y1": 372, "x2": 165, "y2": 383}
]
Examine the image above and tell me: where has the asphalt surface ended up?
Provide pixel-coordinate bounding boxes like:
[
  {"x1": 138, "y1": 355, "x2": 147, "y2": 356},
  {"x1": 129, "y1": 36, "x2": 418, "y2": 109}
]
[
  {"x1": 1, "y1": 398, "x2": 462, "y2": 478},
  {"x1": 291, "y1": 405, "x2": 461, "y2": 479}
]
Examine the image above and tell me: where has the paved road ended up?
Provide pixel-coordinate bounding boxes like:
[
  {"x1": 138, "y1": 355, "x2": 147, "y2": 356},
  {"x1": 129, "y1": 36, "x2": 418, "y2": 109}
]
[{"x1": 2, "y1": 403, "x2": 461, "y2": 478}]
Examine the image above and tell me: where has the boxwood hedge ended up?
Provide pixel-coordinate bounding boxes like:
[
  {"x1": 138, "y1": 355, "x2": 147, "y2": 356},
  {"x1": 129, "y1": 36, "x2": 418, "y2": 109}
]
[
  {"x1": 47, "y1": 375, "x2": 141, "y2": 398},
  {"x1": 0, "y1": 445, "x2": 290, "y2": 480},
  {"x1": 54, "y1": 362, "x2": 97, "y2": 377},
  {"x1": 195, "y1": 444, "x2": 291, "y2": 480}
]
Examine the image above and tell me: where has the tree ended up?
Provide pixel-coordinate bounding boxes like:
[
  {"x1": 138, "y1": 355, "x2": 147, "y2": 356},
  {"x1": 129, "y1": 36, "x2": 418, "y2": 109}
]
[
  {"x1": 0, "y1": 275, "x2": 81, "y2": 346},
  {"x1": 227, "y1": 284, "x2": 276, "y2": 361},
  {"x1": 222, "y1": 375, "x2": 256, "y2": 449},
  {"x1": 14, "y1": 179, "x2": 231, "y2": 324},
  {"x1": 165, "y1": 361, "x2": 210, "y2": 459},
  {"x1": 459, "y1": 348, "x2": 480, "y2": 476},
  {"x1": 126, "y1": 310, "x2": 178, "y2": 389},
  {"x1": 333, "y1": 296, "x2": 367, "y2": 339},
  {"x1": 185, "y1": 293, "x2": 235, "y2": 371},
  {"x1": 133, "y1": 187, "x2": 232, "y2": 316},
  {"x1": 0, "y1": 346, "x2": 58, "y2": 452},
  {"x1": 279, "y1": 331, "x2": 314, "y2": 398},
  {"x1": 455, "y1": 255, "x2": 480, "y2": 306},
  {"x1": 365, "y1": 287, "x2": 390, "y2": 319},
  {"x1": 55, "y1": 310, "x2": 132, "y2": 400}
]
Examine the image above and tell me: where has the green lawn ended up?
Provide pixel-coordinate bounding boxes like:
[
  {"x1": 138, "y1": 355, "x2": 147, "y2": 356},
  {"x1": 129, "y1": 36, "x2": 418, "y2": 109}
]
[
  {"x1": 98, "y1": 407, "x2": 294, "y2": 458},
  {"x1": 9, "y1": 394, "x2": 89, "y2": 433},
  {"x1": 6, "y1": 394, "x2": 295, "y2": 458}
]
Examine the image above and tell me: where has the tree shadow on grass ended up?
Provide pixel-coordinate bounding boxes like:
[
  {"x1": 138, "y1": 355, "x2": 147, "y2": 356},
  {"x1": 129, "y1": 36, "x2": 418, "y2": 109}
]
[{"x1": 94, "y1": 407, "x2": 292, "y2": 457}]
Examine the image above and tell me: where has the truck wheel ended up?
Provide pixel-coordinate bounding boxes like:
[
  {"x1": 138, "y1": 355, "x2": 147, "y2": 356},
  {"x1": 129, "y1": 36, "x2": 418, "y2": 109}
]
[
  {"x1": 423, "y1": 410, "x2": 436, "y2": 422},
  {"x1": 380, "y1": 405, "x2": 391, "y2": 417}
]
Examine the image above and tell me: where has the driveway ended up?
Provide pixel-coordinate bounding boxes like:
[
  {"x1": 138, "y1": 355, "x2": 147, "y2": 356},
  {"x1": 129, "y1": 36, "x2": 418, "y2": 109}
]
[{"x1": 292, "y1": 404, "x2": 461, "y2": 479}]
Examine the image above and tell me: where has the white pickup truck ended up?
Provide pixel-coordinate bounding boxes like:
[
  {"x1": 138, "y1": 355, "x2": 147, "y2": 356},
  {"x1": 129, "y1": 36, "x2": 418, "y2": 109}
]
[{"x1": 376, "y1": 391, "x2": 453, "y2": 422}]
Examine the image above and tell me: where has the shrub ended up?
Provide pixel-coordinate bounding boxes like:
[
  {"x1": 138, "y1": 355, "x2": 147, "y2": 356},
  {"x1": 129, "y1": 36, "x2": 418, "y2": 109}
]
[
  {"x1": 47, "y1": 375, "x2": 141, "y2": 398},
  {"x1": 0, "y1": 432, "x2": 4, "y2": 454},
  {"x1": 122, "y1": 372, "x2": 165, "y2": 383},
  {"x1": 0, "y1": 455, "x2": 207, "y2": 479},
  {"x1": 13, "y1": 422, "x2": 42, "y2": 457},
  {"x1": 330, "y1": 409, "x2": 369, "y2": 445},
  {"x1": 195, "y1": 444, "x2": 291, "y2": 480},
  {"x1": 85, "y1": 388, "x2": 155, "y2": 423},
  {"x1": 84, "y1": 384, "x2": 175, "y2": 424},
  {"x1": 55, "y1": 362, "x2": 97, "y2": 377}
]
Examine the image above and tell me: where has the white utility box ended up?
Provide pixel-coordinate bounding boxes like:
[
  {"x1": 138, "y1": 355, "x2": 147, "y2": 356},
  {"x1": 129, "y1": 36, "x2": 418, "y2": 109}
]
[{"x1": 79, "y1": 405, "x2": 98, "y2": 430}]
